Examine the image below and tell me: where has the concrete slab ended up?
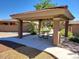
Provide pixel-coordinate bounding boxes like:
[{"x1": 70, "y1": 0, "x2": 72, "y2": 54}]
[{"x1": 0, "y1": 32, "x2": 79, "y2": 59}]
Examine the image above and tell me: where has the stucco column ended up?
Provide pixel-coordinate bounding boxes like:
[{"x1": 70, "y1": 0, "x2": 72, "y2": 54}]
[
  {"x1": 65, "y1": 20, "x2": 69, "y2": 37},
  {"x1": 53, "y1": 19, "x2": 60, "y2": 45},
  {"x1": 18, "y1": 19, "x2": 23, "y2": 38}
]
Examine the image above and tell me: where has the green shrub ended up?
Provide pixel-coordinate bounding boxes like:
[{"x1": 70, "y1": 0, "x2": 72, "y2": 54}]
[
  {"x1": 74, "y1": 33, "x2": 79, "y2": 37},
  {"x1": 30, "y1": 31, "x2": 37, "y2": 35},
  {"x1": 29, "y1": 22, "x2": 37, "y2": 35},
  {"x1": 60, "y1": 29, "x2": 79, "y2": 43},
  {"x1": 59, "y1": 29, "x2": 73, "y2": 38},
  {"x1": 69, "y1": 37, "x2": 79, "y2": 43}
]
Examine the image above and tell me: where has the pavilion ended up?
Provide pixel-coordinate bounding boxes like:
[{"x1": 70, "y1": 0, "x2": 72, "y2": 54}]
[{"x1": 10, "y1": 6, "x2": 74, "y2": 45}]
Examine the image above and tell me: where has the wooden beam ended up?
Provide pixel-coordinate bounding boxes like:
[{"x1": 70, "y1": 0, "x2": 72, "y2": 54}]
[
  {"x1": 38, "y1": 19, "x2": 42, "y2": 35},
  {"x1": 65, "y1": 20, "x2": 69, "y2": 37},
  {"x1": 18, "y1": 19, "x2": 23, "y2": 38}
]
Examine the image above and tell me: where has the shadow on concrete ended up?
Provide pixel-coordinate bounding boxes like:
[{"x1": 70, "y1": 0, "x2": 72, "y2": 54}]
[{"x1": 0, "y1": 40, "x2": 57, "y2": 59}]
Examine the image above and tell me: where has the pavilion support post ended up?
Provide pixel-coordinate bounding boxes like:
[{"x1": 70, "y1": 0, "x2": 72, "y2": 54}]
[
  {"x1": 18, "y1": 19, "x2": 23, "y2": 38},
  {"x1": 53, "y1": 19, "x2": 60, "y2": 45},
  {"x1": 38, "y1": 19, "x2": 42, "y2": 35},
  {"x1": 65, "y1": 20, "x2": 69, "y2": 38}
]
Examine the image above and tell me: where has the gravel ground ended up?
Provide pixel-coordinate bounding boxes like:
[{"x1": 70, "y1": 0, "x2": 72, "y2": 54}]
[{"x1": 61, "y1": 40, "x2": 79, "y2": 55}]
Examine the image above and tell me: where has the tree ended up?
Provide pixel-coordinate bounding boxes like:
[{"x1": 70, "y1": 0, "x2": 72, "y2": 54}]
[
  {"x1": 34, "y1": 0, "x2": 55, "y2": 35},
  {"x1": 34, "y1": 0, "x2": 55, "y2": 10}
]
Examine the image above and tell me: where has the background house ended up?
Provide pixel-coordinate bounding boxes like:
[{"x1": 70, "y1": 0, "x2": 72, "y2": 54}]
[
  {"x1": 0, "y1": 20, "x2": 34, "y2": 32},
  {"x1": 69, "y1": 21, "x2": 79, "y2": 35}
]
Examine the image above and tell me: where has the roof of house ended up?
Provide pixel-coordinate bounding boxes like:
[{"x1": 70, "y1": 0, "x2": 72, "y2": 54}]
[
  {"x1": 69, "y1": 21, "x2": 79, "y2": 24},
  {"x1": 0, "y1": 20, "x2": 16, "y2": 23},
  {"x1": 0, "y1": 19, "x2": 31, "y2": 23}
]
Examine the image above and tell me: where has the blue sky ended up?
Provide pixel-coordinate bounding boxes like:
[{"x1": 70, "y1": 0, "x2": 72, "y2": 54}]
[{"x1": 0, "y1": 0, "x2": 79, "y2": 20}]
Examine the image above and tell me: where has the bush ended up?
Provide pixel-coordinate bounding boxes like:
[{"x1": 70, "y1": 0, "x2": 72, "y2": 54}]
[
  {"x1": 69, "y1": 37, "x2": 79, "y2": 43},
  {"x1": 59, "y1": 29, "x2": 73, "y2": 38},
  {"x1": 74, "y1": 33, "x2": 79, "y2": 37},
  {"x1": 30, "y1": 31, "x2": 37, "y2": 35},
  {"x1": 60, "y1": 29, "x2": 79, "y2": 43},
  {"x1": 29, "y1": 22, "x2": 37, "y2": 35}
]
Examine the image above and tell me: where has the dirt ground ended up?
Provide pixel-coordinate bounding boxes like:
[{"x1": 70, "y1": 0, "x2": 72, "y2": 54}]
[{"x1": 0, "y1": 40, "x2": 57, "y2": 59}]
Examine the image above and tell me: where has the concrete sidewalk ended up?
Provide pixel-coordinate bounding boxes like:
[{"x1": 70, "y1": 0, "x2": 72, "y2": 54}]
[{"x1": 0, "y1": 32, "x2": 79, "y2": 59}]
